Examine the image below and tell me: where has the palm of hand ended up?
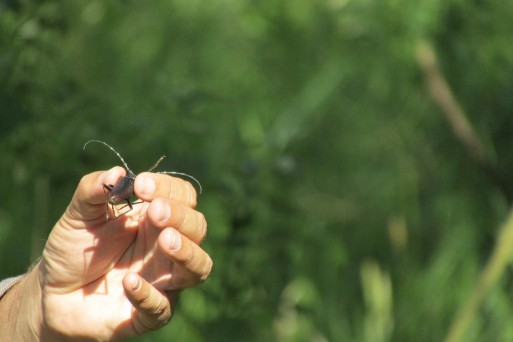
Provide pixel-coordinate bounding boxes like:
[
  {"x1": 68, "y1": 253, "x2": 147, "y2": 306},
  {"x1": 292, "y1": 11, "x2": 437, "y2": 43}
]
[{"x1": 42, "y1": 203, "x2": 161, "y2": 337}]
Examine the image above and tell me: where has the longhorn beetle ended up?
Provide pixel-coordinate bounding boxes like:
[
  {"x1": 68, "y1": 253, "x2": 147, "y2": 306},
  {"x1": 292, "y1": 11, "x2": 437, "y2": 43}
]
[{"x1": 83, "y1": 140, "x2": 202, "y2": 220}]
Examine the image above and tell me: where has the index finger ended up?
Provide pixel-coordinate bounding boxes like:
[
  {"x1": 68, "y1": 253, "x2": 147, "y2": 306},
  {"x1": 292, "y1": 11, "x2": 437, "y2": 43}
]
[{"x1": 134, "y1": 173, "x2": 198, "y2": 208}]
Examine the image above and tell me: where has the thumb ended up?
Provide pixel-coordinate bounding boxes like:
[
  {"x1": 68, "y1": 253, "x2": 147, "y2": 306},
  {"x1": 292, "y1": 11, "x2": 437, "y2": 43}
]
[{"x1": 66, "y1": 166, "x2": 126, "y2": 220}]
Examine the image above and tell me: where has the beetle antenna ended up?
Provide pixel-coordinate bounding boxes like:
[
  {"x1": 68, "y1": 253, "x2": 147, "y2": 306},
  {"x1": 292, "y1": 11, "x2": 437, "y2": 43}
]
[
  {"x1": 148, "y1": 156, "x2": 166, "y2": 172},
  {"x1": 83, "y1": 140, "x2": 135, "y2": 176},
  {"x1": 150, "y1": 156, "x2": 203, "y2": 194},
  {"x1": 158, "y1": 170, "x2": 203, "y2": 194}
]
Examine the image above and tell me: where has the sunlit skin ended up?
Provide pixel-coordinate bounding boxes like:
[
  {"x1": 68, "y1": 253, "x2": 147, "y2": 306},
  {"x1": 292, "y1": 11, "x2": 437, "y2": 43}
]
[{"x1": 0, "y1": 166, "x2": 212, "y2": 341}]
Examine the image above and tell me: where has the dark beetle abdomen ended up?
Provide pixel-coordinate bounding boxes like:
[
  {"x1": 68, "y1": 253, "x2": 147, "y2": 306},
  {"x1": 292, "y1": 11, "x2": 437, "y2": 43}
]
[{"x1": 108, "y1": 176, "x2": 135, "y2": 203}]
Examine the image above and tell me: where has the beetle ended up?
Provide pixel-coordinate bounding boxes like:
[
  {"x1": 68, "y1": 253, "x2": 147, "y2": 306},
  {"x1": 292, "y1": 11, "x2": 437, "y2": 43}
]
[{"x1": 83, "y1": 140, "x2": 202, "y2": 220}]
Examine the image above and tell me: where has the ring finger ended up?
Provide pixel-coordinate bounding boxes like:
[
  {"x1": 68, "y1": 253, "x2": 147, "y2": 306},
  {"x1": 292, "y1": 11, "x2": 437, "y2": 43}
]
[{"x1": 146, "y1": 198, "x2": 207, "y2": 244}]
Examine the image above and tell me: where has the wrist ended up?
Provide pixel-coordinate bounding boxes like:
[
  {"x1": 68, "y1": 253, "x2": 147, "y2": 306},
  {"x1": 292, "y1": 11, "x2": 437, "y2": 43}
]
[
  {"x1": 0, "y1": 275, "x2": 25, "y2": 299},
  {"x1": 0, "y1": 262, "x2": 44, "y2": 341}
]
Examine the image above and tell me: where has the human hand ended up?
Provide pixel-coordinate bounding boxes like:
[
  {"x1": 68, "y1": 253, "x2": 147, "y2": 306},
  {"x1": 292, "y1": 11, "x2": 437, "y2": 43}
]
[{"x1": 8, "y1": 166, "x2": 212, "y2": 341}]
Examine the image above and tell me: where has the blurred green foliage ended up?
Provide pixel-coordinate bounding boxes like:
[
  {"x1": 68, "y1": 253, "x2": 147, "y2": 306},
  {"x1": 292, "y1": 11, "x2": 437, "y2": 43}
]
[{"x1": 2, "y1": 0, "x2": 513, "y2": 341}]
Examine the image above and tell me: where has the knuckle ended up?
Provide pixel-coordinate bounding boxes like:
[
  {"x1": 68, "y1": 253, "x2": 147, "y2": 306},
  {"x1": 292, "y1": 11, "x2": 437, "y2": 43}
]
[
  {"x1": 185, "y1": 181, "x2": 198, "y2": 208},
  {"x1": 182, "y1": 244, "x2": 197, "y2": 269},
  {"x1": 198, "y1": 213, "x2": 208, "y2": 242},
  {"x1": 175, "y1": 204, "x2": 187, "y2": 229},
  {"x1": 79, "y1": 174, "x2": 89, "y2": 186},
  {"x1": 138, "y1": 289, "x2": 172, "y2": 330},
  {"x1": 200, "y1": 256, "x2": 213, "y2": 282},
  {"x1": 154, "y1": 296, "x2": 172, "y2": 325}
]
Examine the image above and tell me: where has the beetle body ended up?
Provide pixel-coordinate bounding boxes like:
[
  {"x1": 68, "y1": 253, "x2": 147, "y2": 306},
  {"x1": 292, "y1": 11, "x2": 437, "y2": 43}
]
[
  {"x1": 106, "y1": 175, "x2": 136, "y2": 204},
  {"x1": 102, "y1": 175, "x2": 138, "y2": 219}
]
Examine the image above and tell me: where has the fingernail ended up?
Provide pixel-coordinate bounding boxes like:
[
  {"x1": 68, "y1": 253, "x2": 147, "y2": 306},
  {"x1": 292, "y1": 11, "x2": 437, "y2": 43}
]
[
  {"x1": 132, "y1": 275, "x2": 142, "y2": 292},
  {"x1": 158, "y1": 201, "x2": 171, "y2": 222},
  {"x1": 140, "y1": 176, "x2": 156, "y2": 196},
  {"x1": 168, "y1": 229, "x2": 182, "y2": 252},
  {"x1": 99, "y1": 167, "x2": 117, "y2": 186}
]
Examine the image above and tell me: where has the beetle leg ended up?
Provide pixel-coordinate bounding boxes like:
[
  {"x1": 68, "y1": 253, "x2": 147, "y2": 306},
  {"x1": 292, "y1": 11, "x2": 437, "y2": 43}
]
[
  {"x1": 103, "y1": 184, "x2": 114, "y2": 221},
  {"x1": 101, "y1": 183, "x2": 142, "y2": 220},
  {"x1": 111, "y1": 201, "x2": 137, "y2": 220},
  {"x1": 116, "y1": 199, "x2": 143, "y2": 212}
]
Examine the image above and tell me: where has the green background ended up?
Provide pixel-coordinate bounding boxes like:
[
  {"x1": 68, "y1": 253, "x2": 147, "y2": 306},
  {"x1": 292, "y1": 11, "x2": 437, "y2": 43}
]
[{"x1": 2, "y1": 1, "x2": 513, "y2": 341}]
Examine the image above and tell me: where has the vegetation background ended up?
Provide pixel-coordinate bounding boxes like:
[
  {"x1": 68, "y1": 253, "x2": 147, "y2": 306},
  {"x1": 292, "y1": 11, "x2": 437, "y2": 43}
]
[{"x1": 2, "y1": 0, "x2": 513, "y2": 341}]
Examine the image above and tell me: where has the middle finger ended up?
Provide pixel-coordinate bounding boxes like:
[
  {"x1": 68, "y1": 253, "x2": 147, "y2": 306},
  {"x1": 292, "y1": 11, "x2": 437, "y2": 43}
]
[{"x1": 146, "y1": 198, "x2": 207, "y2": 244}]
